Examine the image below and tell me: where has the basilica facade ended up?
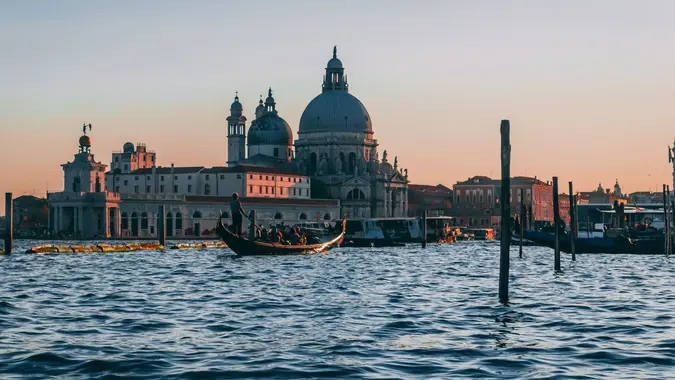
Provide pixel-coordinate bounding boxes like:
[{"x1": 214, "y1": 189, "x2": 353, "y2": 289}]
[{"x1": 227, "y1": 47, "x2": 409, "y2": 218}]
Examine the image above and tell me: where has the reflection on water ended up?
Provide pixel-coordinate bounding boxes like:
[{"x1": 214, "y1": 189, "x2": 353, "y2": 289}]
[{"x1": 1, "y1": 239, "x2": 675, "y2": 379}]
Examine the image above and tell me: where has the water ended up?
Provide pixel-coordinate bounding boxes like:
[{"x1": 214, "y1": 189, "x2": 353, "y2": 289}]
[{"x1": 2, "y1": 240, "x2": 675, "y2": 379}]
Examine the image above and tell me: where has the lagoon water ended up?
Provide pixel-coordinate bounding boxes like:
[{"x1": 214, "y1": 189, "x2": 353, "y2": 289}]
[{"x1": 2, "y1": 240, "x2": 675, "y2": 379}]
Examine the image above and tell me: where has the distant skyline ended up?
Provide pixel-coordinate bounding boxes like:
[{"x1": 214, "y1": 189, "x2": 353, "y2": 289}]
[{"x1": 2, "y1": 0, "x2": 675, "y2": 212}]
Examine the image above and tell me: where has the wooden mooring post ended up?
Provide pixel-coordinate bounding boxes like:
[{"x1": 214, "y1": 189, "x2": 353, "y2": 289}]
[
  {"x1": 421, "y1": 210, "x2": 427, "y2": 248},
  {"x1": 669, "y1": 185, "x2": 673, "y2": 256},
  {"x1": 158, "y1": 205, "x2": 166, "y2": 250},
  {"x1": 552, "y1": 177, "x2": 561, "y2": 271},
  {"x1": 519, "y1": 189, "x2": 524, "y2": 258},
  {"x1": 568, "y1": 182, "x2": 576, "y2": 261},
  {"x1": 498, "y1": 120, "x2": 511, "y2": 304},
  {"x1": 249, "y1": 209, "x2": 257, "y2": 239},
  {"x1": 4, "y1": 193, "x2": 12, "y2": 255},
  {"x1": 663, "y1": 185, "x2": 669, "y2": 256}
]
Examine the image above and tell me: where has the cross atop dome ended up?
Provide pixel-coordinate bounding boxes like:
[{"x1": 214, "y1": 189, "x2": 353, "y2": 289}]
[{"x1": 333, "y1": 45, "x2": 337, "y2": 59}]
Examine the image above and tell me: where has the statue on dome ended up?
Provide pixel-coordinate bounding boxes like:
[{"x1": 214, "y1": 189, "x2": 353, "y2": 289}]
[
  {"x1": 382, "y1": 150, "x2": 388, "y2": 163},
  {"x1": 334, "y1": 156, "x2": 343, "y2": 175},
  {"x1": 82, "y1": 123, "x2": 92, "y2": 135},
  {"x1": 404, "y1": 168, "x2": 408, "y2": 180},
  {"x1": 318, "y1": 153, "x2": 329, "y2": 175},
  {"x1": 393, "y1": 156, "x2": 398, "y2": 172}
]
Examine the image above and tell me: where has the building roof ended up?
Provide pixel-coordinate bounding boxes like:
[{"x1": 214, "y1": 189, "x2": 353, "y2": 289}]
[
  {"x1": 106, "y1": 165, "x2": 303, "y2": 176},
  {"x1": 455, "y1": 176, "x2": 551, "y2": 186},
  {"x1": 408, "y1": 184, "x2": 453, "y2": 196}
]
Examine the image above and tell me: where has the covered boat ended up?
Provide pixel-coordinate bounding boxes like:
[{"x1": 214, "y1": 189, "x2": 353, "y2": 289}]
[
  {"x1": 522, "y1": 229, "x2": 665, "y2": 254},
  {"x1": 216, "y1": 216, "x2": 346, "y2": 256}
]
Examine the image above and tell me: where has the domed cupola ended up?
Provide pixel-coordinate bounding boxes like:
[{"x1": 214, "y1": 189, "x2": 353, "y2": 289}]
[
  {"x1": 298, "y1": 47, "x2": 373, "y2": 134},
  {"x1": 255, "y1": 95, "x2": 265, "y2": 119},
  {"x1": 247, "y1": 88, "x2": 294, "y2": 147},
  {"x1": 230, "y1": 91, "x2": 243, "y2": 116}
]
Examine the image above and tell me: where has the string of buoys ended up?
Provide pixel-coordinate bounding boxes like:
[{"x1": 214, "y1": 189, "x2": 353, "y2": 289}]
[{"x1": 25, "y1": 241, "x2": 228, "y2": 254}]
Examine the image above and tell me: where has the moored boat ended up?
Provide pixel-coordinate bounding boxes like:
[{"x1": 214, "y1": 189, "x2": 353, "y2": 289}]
[
  {"x1": 522, "y1": 228, "x2": 665, "y2": 254},
  {"x1": 216, "y1": 216, "x2": 346, "y2": 256}
]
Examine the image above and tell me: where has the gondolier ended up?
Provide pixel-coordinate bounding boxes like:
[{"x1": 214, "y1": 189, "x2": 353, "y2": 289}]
[{"x1": 229, "y1": 193, "x2": 248, "y2": 236}]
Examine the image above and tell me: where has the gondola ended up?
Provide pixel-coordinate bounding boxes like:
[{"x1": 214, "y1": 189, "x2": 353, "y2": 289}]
[
  {"x1": 522, "y1": 228, "x2": 665, "y2": 254},
  {"x1": 216, "y1": 216, "x2": 346, "y2": 256}
]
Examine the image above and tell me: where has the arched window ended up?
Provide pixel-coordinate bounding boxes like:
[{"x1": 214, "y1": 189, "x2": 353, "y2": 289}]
[
  {"x1": 339, "y1": 152, "x2": 346, "y2": 173},
  {"x1": 299, "y1": 213, "x2": 307, "y2": 220},
  {"x1": 141, "y1": 212, "x2": 149, "y2": 229},
  {"x1": 347, "y1": 189, "x2": 366, "y2": 200},
  {"x1": 323, "y1": 213, "x2": 331, "y2": 221},
  {"x1": 204, "y1": 183, "x2": 211, "y2": 196},
  {"x1": 121, "y1": 212, "x2": 129, "y2": 230},
  {"x1": 193, "y1": 211, "x2": 202, "y2": 219},
  {"x1": 175, "y1": 212, "x2": 183, "y2": 230},
  {"x1": 166, "y1": 212, "x2": 174, "y2": 237},
  {"x1": 309, "y1": 152, "x2": 317, "y2": 174},
  {"x1": 274, "y1": 212, "x2": 283, "y2": 220},
  {"x1": 192, "y1": 211, "x2": 202, "y2": 237},
  {"x1": 221, "y1": 211, "x2": 230, "y2": 219}
]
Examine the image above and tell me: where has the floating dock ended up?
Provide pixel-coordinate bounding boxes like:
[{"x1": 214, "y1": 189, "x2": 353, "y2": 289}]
[{"x1": 25, "y1": 241, "x2": 228, "y2": 254}]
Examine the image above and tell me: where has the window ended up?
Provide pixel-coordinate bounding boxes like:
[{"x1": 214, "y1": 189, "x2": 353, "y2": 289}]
[
  {"x1": 249, "y1": 185, "x2": 253, "y2": 193},
  {"x1": 280, "y1": 177, "x2": 284, "y2": 182},
  {"x1": 205, "y1": 174, "x2": 210, "y2": 180},
  {"x1": 141, "y1": 212, "x2": 148, "y2": 229},
  {"x1": 115, "y1": 186, "x2": 120, "y2": 193},
  {"x1": 187, "y1": 185, "x2": 192, "y2": 193},
  {"x1": 280, "y1": 188, "x2": 283, "y2": 195},
  {"x1": 236, "y1": 174, "x2": 241, "y2": 179},
  {"x1": 135, "y1": 176, "x2": 139, "y2": 180},
  {"x1": 299, "y1": 213, "x2": 307, "y2": 220},
  {"x1": 274, "y1": 148, "x2": 279, "y2": 157},
  {"x1": 146, "y1": 185, "x2": 151, "y2": 192},
  {"x1": 146, "y1": 176, "x2": 150, "y2": 180},
  {"x1": 250, "y1": 175, "x2": 253, "y2": 179},
  {"x1": 134, "y1": 186, "x2": 139, "y2": 193},
  {"x1": 161, "y1": 176, "x2": 164, "y2": 181},
  {"x1": 265, "y1": 186, "x2": 269, "y2": 194},
  {"x1": 115, "y1": 157, "x2": 119, "y2": 162},
  {"x1": 266, "y1": 176, "x2": 269, "y2": 180},
  {"x1": 347, "y1": 189, "x2": 366, "y2": 200},
  {"x1": 121, "y1": 213, "x2": 129, "y2": 229},
  {"x1": 260, "y1": 175, "x2": 262, "y2": 180},
  {"x1": 175, "y1": 212, "x2": 183, "y2": 229},
  {"x1": 124, "y1": 164, "x2": 128, "y2": 171},
  {"x1": 479, "y1": 191, "x2": 484, "y2": 203},
  {"x1": 160, "y1": 185, "x2": 164, "y2": 193},
  {"x1": 124, "y1": 180, "x2": 128, "y2": 186},
  {"x1": 188, "y1": 175, "x2": 192, "y2": 180},
  {"x1": 274, "y1": 212, "x2": 283, "y2": 219},
  {"x1": 204, "y1": 184, "x2": 211, "y2": 195},
  {"x1": 292, "y1": 188, "x2": 296, "y2": 196},
  {"x1": 173, "y1": 185, "x2": 178, "y2": 193},
  {"x1": 220, "y1": 175, "x2": 225, "y2": 180},
  {"x1": 466, "y1": 192, "x2": 470, "y2": 203},
  {"x1": 174, "y1": 176, "x2": 178, "y2": 180},
  {"x1": 259, "y1": 186, "x2": 262, "y2": 193}
]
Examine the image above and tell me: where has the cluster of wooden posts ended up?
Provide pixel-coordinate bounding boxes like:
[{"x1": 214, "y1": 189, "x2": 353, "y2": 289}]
[{"x1": 662, "y1": 184, "x2": 674, "y2": 256}]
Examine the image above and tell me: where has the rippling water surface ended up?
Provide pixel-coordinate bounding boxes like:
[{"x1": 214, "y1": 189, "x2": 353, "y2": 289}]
[{"x1": 2, "y1": 240, "x2": 675, "y2": 379}]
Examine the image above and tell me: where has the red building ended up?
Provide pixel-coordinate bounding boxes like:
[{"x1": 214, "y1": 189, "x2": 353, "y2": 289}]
[
  {"x1": 407, "y1": 184, "x2": 453, "y2": 217},
  {"x1": 451, "y1": 176, "x2": 570, "y2": 228}
]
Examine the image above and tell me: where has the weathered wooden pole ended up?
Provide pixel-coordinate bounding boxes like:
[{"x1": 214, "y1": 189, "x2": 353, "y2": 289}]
[
  {"x1": 663, "y1": 185, "x2": 669, "y2": 256},
  {"x1": 249, "y1": 209, "x2": 257, "y2": 239},
  {"x1": 586, "y1": 214, "x2": 591, "y2": 237},
  {"x1": 552, "y1": 177, "x2": 561, "y2": 271},
  {"x1": 158, "y1": 205, "x2": 166, "y2": 250},
  {"x1": 574, "y1": 193, "x2": 579, "y2": 239},
  {"x1": 421, "y1": 209, "x2": 427, "y2": 248},
  {"x1": 568, "y1": 182, "x2": 576, "y2": 261},
  {"x1": 4, "y1": 193, "x2": 12, "y2": 255},
  {"x1": 519, "y1": 189, "x2": 524, "y2": 258},
  {"x1": 498, "y1": 120, "x2": 511, "y2": 304}
]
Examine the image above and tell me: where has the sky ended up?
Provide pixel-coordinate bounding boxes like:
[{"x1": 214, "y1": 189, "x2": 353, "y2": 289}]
[{"x1": 1, "y1": 0, "x2": 675, "y2": 212}]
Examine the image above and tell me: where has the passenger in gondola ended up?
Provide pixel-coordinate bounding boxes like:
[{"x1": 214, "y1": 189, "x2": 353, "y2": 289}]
[
  {"x1": 229, "y1": 193, "x2": 248, "y2": 236},
  {"x1": 260, "y1": 227, "x2": 269, "y2": 241},
  {"x1": 269, "y1": 226, "x2": 282, "y2": 242},
  {"x1": 288, "y1": 227, "x2": 301, "y2": 244}
]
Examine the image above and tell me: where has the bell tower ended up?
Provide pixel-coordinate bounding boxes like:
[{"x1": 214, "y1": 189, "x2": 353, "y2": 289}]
[{"x1": 227, "y1": 92, "x2": 247, "y2": 167}]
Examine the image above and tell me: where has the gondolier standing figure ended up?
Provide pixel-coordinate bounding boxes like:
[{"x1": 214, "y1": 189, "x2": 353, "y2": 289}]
[{"x1": 229, "y1": 193, "x2": 248, "y2": 236}]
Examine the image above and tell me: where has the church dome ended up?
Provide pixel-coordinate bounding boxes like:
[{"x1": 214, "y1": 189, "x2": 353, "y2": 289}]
[
  {"x1": 379, "y1": 161, "x2": 394, "y2": 176},
  {"x1": 230, "y1": 93, "x2": 243, "y2": 113},
  {"x1": 299, "y1": 91, "x2": 372, "y2": 133},
  {"x1": 247, "y1": 112, "x2": 293, "y2": 146}
]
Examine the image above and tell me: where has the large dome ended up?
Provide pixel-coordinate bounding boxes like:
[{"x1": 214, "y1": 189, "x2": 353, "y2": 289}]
[
  {"x1": 248, "y1": 112, "x2": 293, "y2": 146},
  {"x1": 299, "y1": 91, "x2": 372, "y2": 133}
]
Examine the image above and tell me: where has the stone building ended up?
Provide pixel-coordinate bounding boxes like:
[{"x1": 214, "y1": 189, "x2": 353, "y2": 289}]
[
  {"x1": 226, "y1": 47, "x2": 409, "y2": 218},
  {"x1": 407, "y1": 184, "x2": 453, "y2": 217},
  {"x1": 47, "y1": 128, "x2": 339, "y2": 238},
  {"x1": 451, "y1": 176, "x2": 570, "y2": 228}
]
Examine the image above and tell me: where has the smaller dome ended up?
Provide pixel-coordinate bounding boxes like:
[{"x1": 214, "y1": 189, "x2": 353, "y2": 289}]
[
  {"x1": 231, "y1": 96, "x2": 242, "y2": 113},
  {"x1": 79, "y1": 135, "x2": 91, "y2": 147},
  {"x1": 248, "y1": 113, "x2": 293, "y2": 146},
  {"x1": 327, "y1": 57, "x2": 343, "y2": 69},
  {"x1": 123, "y1": 142, "x2": 135, "y2": 153}
]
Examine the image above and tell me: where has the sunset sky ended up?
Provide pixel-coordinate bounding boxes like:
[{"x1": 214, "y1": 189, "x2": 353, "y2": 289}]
[{"x1": 1, "y1": 0, "x2": 674, "y2": 212}]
